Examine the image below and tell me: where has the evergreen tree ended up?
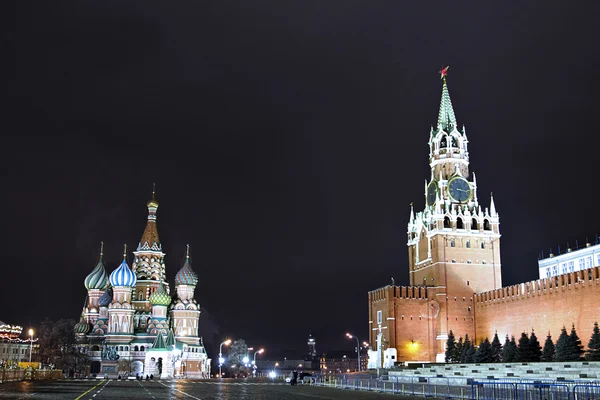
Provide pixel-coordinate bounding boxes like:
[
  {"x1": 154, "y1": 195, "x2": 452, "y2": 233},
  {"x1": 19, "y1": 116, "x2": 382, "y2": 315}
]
[
  {"x1": 541, "y1": 333, "x2": 555, "y2": 362},
  {"x1": 455, "y1": 337, "x2": 464, "y2": 364},
  {"x1": 475, "y1": 338, "x2": 493, "y2": 363},
  {"x1": 502, "y1": 335, "x2": 517, "y2": 362},
  {"x1": 567, "y1": 324, "x2": 584, "y2": 361},
  {"x1": 491, "y1": 333, "x2": 503, "y2": 363},
  {"x1": 554, "y1": 326, "x2": 569, "y2": 361},
  {"x1": 515, "y1": 332, "x2": 530, "y2": 362},
  {"x1": 585, "y1": 322, "x2": 600, "y2": 361},
  {"x1": 445, "y1": 330, "x2": 457, "y2": 363},
  {"x1": 528, "y1": 331, "x2": 542, "y2": 362},
  {"x1": 464, "y1": 342, "x2": 476, "y2": 363},
  {"x1": 460, "y1": 335, "x2": 472, "y2": 363}
]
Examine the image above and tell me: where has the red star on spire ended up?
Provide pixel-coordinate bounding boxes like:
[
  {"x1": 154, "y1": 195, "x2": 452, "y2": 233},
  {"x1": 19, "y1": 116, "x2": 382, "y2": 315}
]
[{"x1": 439, "y1": 66, "x2": 449, "y2": 79}]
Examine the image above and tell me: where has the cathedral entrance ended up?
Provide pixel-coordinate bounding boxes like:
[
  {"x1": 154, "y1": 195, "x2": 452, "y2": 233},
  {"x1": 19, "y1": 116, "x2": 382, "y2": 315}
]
[
  {"x1": 130, "y1": 361, "x2": 144, "y2": 377},
  {"x1": 90, "y1": 361, "x2": 101, "y2": 374}
]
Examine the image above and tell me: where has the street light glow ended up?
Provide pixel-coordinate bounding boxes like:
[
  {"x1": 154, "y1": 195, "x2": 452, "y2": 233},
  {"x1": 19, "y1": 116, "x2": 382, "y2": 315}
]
[
  {"x1": 258, "y1": 348, "x2": 264, "y2": 354},
  {"x1": 28, "y1": 329, "x2": 34, "y2": 336},
  {"x1": 346, "y1": 333, "x2": 352, "y2": 338},
  {"x1": 224, "y1": 339, "x2": 232, "y2": 345}
]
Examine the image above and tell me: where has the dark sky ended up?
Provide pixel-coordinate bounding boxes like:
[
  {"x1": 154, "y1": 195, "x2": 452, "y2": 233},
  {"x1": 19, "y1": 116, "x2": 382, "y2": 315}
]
[{"x1": 2, "y1": 1, "x2": 599, "y2": 359}]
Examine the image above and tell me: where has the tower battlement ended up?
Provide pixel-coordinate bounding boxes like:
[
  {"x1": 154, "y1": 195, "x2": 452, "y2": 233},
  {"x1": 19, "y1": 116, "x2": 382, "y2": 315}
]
[{"x1": 369, "y1": 285, "x2": 430, "y2": 302}]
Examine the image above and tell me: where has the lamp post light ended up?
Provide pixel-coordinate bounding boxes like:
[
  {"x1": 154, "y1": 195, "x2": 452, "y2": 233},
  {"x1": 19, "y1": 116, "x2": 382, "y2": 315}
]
[
  {"x1": 253, "y1": 348, "x2": 264, "y2": 376},
  {"x1": 346, "y1": 333, "x2": 360, "y2": 372},
  {"x1": 28, "y1": 329, "x2": 34, "y2": 363},
  {"x1": 219, "y1": 339, "x2": 231, "y2": 378}
]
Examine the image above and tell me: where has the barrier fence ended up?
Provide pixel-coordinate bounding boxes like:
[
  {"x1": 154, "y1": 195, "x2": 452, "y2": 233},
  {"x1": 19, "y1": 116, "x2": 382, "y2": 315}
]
[
  {"x1": 0, "y1": 369, "x2": 62, "y2": 383},
  {"x1": 313, "y1": 375, "x2": 600, "y2": 399}
]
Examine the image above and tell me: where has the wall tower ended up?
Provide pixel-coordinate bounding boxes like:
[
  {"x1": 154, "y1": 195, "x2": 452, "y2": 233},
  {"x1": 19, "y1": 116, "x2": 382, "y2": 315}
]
[{"x1": 170, "y1": 245, "x2": 200, "y2": 345}]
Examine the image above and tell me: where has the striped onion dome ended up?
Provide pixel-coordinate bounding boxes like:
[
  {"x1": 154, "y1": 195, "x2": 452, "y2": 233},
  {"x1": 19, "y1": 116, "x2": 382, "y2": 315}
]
[
  {"x1": 98, "y1": 287, "x2": 113, "y2": 307},
  {"x1": 109, "y1": 257, "x2": 137, "y2": 287},
  {"x1": 174, "y1": 257, "x2": 198, "y2": 286},
  {"x1": 74, "y1": 317, "x2": 91, "y2": 334},
  {"x1": 149, "y1": 283, "x2": 171, "y2": 306},
  {"x1": 84, "y1": 259, "x2": 108, "y2": 290}
]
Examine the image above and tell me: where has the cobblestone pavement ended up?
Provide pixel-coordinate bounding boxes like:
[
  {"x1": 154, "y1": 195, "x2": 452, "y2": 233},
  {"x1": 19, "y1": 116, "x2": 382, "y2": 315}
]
[{"x1": 0, "y1": 379, "x2": 414, "y2": 399}]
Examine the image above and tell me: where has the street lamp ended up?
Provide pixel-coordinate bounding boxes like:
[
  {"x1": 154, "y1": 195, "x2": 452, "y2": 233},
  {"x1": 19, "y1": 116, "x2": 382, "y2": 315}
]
[
  {"x1": 219, "y1": 339, "x2": 232, "y2": 378},
  {"x1": 346, "y1": 333, "x2": 360, "y2": 372},
  {"x1": 28, "y1": 329, "x2": 34, "y2": 363},
  {"x1": 253, "y1": 348, "x2": 264, "y2": 376}
]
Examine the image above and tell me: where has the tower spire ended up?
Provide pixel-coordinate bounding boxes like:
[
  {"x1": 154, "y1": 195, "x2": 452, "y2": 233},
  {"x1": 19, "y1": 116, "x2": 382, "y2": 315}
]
[
  {"x1": 100, "y1": 241, "x2": 104, "y2": 260},
  {"x1": 123, "y1": 243, "x2": 127, "y2": 260},
  {"x1": 138, "y1": 185, "x2": 161, "y2": 251},
  {"x1": 437, "y1": 66, "x2": 457, "y2": 132},
  {"x1": 186, "y1": 244, "x2": 190, "y2": 259},
  {"x1": 490, "y1": 192, "x2": 497, "y2": 217},
  {"x1": 409, "y1": 202, "x2": 415, "y2": 224}
]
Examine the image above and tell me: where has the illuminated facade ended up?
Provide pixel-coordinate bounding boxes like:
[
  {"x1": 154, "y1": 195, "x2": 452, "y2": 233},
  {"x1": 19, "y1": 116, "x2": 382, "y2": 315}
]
[
  {"x1": 368, "y1": 72, "x2": 600, "y2": 366},
  {"x1": 538, "y1": 242, "x2": 600, "y2": 279},
  {"x1": 74, "y1": 192, "x2": 210, "y2": 378}
]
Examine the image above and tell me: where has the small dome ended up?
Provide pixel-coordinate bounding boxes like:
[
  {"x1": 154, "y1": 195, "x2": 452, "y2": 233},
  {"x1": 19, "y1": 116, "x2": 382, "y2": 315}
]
[
  {"x1": 149, "y1": 284, "x2": 171, "y2": 306},
  {"x1": 98, "y1": 287, "x2": 113, "y2": 307},
  {"x1": 84, "y1": 259, "x2": 108, "y2": 290},
  {"x1": 175, "y1": 258, "x2": 198, "y2": 286},
  {"x1": 109, "y1": 259, "x2": 137, "y2": 287},
  {"x1": 74, "y1": 317, "x2": 91, "y2": 334}
]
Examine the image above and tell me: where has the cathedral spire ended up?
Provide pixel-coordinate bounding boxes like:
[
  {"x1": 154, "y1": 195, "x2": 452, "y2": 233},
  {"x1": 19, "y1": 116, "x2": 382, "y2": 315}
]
[
  {"x1": 138, "y1": 185, "x2": 161, "y2": 251},
  {"x1": 409, "y1": 203, "x2": 415, "y2": 224},
  {"x1": 437, "y1": 66, "x2": 457, "y2": 132}
]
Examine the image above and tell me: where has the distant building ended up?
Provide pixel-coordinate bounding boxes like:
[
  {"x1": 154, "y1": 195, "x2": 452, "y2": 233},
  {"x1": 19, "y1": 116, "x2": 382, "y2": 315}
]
[
  {"x1": 320, "y1": 351, "x2": 367, "y2": 373},
  {"x1": 0, "y1": 321, "x2": 38, "y2": 364},
  {"x1": 538, "y1": 241, "x2": 600, "y2": 279}
]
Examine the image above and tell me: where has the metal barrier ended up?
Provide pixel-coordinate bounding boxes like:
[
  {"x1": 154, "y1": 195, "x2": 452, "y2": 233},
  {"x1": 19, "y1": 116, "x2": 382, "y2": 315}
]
[{"x1": 573, "y1": 383, "x2": 600, "y2": 400}]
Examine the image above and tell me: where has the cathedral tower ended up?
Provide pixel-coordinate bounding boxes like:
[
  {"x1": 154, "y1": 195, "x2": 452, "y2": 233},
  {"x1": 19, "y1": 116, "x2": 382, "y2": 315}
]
[
  {"x1": 83, "y1": 242, "x2": 109, "y2": 325},
  {"x1": 170, "y1": 245, "x2": 200, "y2": 345},
  {"x1": 106, "y1": 245, "x2": 137, "y2": 343},
  {"x1": 132, "y1": 186, "x2": 168, "y2": 313},
  {"x1": 406, "y1": 67, "x2": 501, "y2": 360}
]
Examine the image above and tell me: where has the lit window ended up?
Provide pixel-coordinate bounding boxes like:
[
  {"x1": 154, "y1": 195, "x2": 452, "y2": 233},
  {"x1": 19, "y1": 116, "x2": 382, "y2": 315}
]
[
  {"x1": 569, "y1": 261, "x2": 574, "y2": 273},
  {"x1": 450, "y1": 240, "x2": 455, "y2": 248},
  {"x1": 597, "y1": 253, "x2": 600, "y2": 266},
  {"x1": 586, "y1": 257, "x2": 592, "y2": 269},
  {"x1": 552, "y1": 266, "x2": 557, "y2": 275},
  {"x1": 580, "y1": 258, "x2": 586, "y2": 270},
  {"x1": 546, "y1": 268, "x2": 550, "y2": 278},
  {"x1": 561, "y1": 263, "x2": 567, "y2": 274},
  {"x1": 377, "y1": 310, "x2": 382, "y2": 324}
]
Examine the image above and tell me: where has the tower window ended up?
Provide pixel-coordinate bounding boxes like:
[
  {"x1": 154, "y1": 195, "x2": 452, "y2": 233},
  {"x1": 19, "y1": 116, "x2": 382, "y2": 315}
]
[
  {"x1": 481, "y1": 242, "x2": 485, "y2": 249},
  {"x1": 450, "y1": 240, "x2": 455, "y2": 247},
  {"x1": 466, "y1": 241, "x2": 470, "y2": 248},
  {"x1": 444, "y1": 216, "x2": 451, "y2": 228},
  {"x1": 484, "y1": 219, "x2": 491, "y2": 231},
  {"x1": 472, "y1": 218, "x2": 478, "y2": 230},
  {"x1": 456, "y1": 218, "x2": 464, "y2": 230}
]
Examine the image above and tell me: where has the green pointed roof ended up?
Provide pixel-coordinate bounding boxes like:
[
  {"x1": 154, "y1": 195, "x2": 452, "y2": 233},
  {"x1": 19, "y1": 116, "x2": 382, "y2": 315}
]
[
  {"x1": 166, "y1": 328, "x2": 176, "y2": 348},
  {"x1": 437, "y1": 77, "x2": 457, "y2": 132},
  {"x1": 152, "y1": 330, "x2": 167, "y2": 350}
]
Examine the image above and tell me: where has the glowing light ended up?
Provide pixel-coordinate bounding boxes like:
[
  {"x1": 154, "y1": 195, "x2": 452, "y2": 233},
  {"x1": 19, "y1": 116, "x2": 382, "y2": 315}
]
[
  {"x1": 243, "y1": 356, "x2": 249, "y2": 364},
  {"x1": 28, "y1": 329, "x2": 34, "y2": 336},
  {"x1": 224, "y1": 339, "x2": 232, "y2": 345},
  {"x1": 268, "y1": 371, "x2": 276, "y2": 378}
]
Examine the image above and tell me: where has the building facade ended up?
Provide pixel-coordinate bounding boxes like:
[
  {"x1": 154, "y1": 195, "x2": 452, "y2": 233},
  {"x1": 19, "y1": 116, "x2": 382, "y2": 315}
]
[
  {"x1": 538, "y1": 242, "x2": 600, "y2": 279},
  {"x1": 0, "y1": 322, "x2": 38, "y2": 365},
  {"x1": 367, "y1": 72, "x2": 600, "y2": 366},
  {"x1": 74, "y1": 192, "x2": 210, "y2": 378}
]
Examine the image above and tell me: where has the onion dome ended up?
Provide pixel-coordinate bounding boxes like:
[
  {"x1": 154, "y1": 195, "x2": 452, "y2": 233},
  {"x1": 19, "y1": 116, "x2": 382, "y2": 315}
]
[
  {"x1": 98, "y1": 286, "x2": 113, "y2": 307},
  {"x1": 149, "y1": 283, "x2": 171, "y2": 306},
  {"x1": 74, "y1": 316, "x2": 91, "y2": 334},
  {"x1": 84, "y1": 242, "x2": 108, "y2": 290},
  {"x1": 109, "y1": 244, "x2": 137, "y2": 287},
  {"x1": 174, "y1": 245, "x2": 198, "y2": 286}
]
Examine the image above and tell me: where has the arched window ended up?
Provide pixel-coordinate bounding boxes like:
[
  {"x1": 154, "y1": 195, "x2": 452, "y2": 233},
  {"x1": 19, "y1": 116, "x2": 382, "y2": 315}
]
[
  {"x1": 450, "y1": 239, "x2": 455, "y2": 248},
  {"x1": 484, "y1": 219, "x2": 491, "y2": 230},
  {"x1": 471, "y1": 218, "x2": 478, "y2": 230},
  {"x1": 91, "y1": 345, "x2": 100, "y2": 351},
  {"x1": 481, "y1": 242, "x2": 485, "y2": 249},
  {"x1": 138, "y1": 292, "x2": 143, "y2": 301},
  {"x1": 466, "y1": 241, "x2": 470, "y2": 248},
  {"x1": 444, "y1": 216, "x2": 451, "y2": 228},
  {"x1": 456, "y1": 218, "x2": 464, "y2": 229},
  {"x1": 140, "y1": 346, "x2": 145, "y2": 352},
  {"x1": 119, "y1": 346, "x2": 123, "y2": 351},
  {"x1": 134, "y1": 346, "x2": 139, "y2": 351},
  {"x1": 440, "y1": 136, "x2": 447, "y2": 148}
]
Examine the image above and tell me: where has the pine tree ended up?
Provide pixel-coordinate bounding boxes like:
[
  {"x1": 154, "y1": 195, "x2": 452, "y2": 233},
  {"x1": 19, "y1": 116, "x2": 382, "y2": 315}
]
[
  {"x1": 460, "y1": 335, "x2": 472, "y2": 363},
  {"x1": 541, "y1": 333, "x2": 555, "y2": 362},
  {"x1": 567, "y1": 324, "x2": 584, "y2": 361},
  {"x1": 515, "y1": 332, "x2": 530, "y2": 362},
  {"x1": 491, "y1": 333, "x2": 503, "y2": 363},
  {"x1": 502, "y1": 335, "x2": 517, "y2": 362},
  {"x1": 455, "y1": 337, "x2": 464, "y2": 363},
  {"x1": 554, "y1": 326, "x2": 569, "y2": 361},
  {"x1": 475, "y1": 338, "x2": 493, "y2": 363},
  {"x1": 585, "y1": 322, "x2": 600, "y2": 361},
  {"x1": 528, "y1": 331, "x2": 542, "y2": 362},
  {"x1": 445, "y1": 330, "x2": 457, "y2": 363},
  {"x1": 464, "y1": 343, "x2": 476, "y2": 363}
]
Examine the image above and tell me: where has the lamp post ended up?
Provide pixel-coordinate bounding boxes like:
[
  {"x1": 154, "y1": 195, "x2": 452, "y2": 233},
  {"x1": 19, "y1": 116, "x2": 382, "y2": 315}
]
[
  {"x1": 218, "y1": 339, "x2": 231, "y2": 378},
  {"x1": 346, "y1": 333, "x2": 360, "y2": 372},
  {"x1": 28, "y1": 329, "x2": 34, "y2": 363},
  {"x1": 253, "y1": 348, "x2": 264, "y2": 376}
]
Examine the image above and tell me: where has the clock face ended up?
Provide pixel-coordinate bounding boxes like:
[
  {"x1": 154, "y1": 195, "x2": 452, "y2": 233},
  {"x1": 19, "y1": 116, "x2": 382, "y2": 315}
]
[
  {"x1": 427, "y1": 181, "x2": 438, "y2": 205},
  {"x1": 448, "y1": 177, "x2": 472, "y2": 203}
]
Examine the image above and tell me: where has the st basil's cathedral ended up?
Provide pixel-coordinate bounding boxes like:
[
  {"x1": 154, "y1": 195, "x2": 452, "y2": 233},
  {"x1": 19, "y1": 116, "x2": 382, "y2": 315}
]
[{"x1": 74, "y1": 190, "x2": 210, "y2": 378}]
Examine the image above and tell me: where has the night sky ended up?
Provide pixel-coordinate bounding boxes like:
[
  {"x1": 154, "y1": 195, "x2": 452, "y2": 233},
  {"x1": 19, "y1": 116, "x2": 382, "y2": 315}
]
[{"x1": 3, "y1": 1, "x2": 599, "y2": 359}]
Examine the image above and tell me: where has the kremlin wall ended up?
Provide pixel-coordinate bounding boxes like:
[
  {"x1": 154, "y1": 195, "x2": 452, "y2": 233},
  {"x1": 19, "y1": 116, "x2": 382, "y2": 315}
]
[{"x1": 367, "y1": 72, "x2": 600, "y2": 366}]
